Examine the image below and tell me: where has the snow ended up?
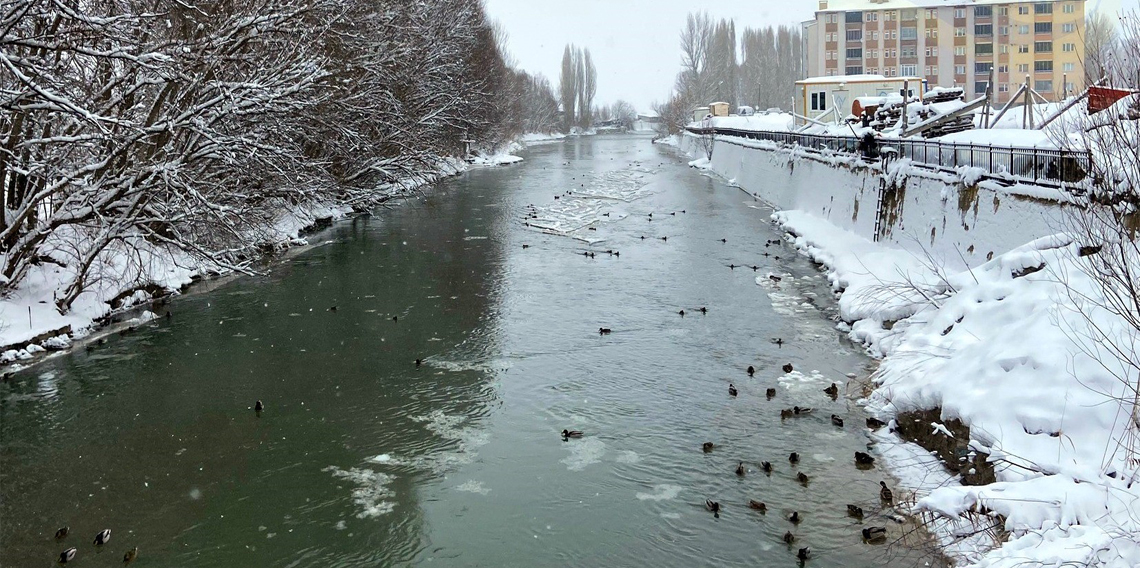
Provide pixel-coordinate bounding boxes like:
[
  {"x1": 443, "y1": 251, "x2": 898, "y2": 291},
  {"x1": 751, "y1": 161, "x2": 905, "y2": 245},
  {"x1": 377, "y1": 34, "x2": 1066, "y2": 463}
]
[
  {"x1": 797, "y1": 74, "x2": 889, "y2": 85},
  {"x1": 937, "y1": 129, "x2": 1058, "y2": 148},
  {"x1": 771, "y1": 210, "x2": 1140, "y2": 568},
  {"x1": 706, "y1": 113, "x2": 794, "y2": 132}
]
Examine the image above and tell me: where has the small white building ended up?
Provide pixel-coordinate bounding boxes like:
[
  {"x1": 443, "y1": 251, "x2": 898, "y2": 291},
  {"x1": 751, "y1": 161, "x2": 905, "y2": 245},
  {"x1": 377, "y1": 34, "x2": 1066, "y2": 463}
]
[
  {"x1": 692, "y1": 106, "x2": 710, "y2": 123},
  {"x1": 794, "y1": 75, "x2": 927, "y2": 125}
]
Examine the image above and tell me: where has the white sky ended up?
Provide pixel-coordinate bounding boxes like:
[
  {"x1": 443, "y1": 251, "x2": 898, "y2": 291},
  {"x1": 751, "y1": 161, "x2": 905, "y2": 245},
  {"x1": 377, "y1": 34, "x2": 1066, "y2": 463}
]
[{"x1": 484, "y1": 0, "x2": 1136, "y2": 112}]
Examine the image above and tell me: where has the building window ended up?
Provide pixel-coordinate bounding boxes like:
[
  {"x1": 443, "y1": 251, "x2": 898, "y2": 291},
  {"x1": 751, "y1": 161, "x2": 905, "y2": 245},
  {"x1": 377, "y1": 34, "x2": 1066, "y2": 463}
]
[
  {"x1": 1019, "y1": 6, "x2": 1030, "y2": 15},
  {"x1": 998, "y1": 65, "x2": 1009, "y2": 73},
  {"x1": 976, "y1": 43, "x2": 994, "y2": 55},
  {"x1": 999, "y1": 83, "x2": 1010, "y2": 92},
  {"x1": 1035, "y1": 60, "x2": 1054, "y2": 72},
  {"x1": 955, "y1": 46, "x2": 966, "y2": 56},
  {"x1": 1018, "y1": 25, "x2": 1030, "y2": 35},
  {"x1": 847, "y1": 48, "x2": 863, "y2": 59},
  {"x1": 925, "y1": 47, "x2": 933, "y2": 57},
  {"x1": 846, "y1": 11, "x2": 863, "y2": 23},
  {"x1": 847, "y1": 30, "x2": 863, "y2": 41},
  {"x1": 1000, "y1": 26, "x2": 1010, "y2": 36},
  {"x1": 1018, "y1": 63, "x2": 1029, "y2": 73},
  {"x1": 846, "y1": 66, "x2": 864, "y2": 75},
  {"x1": 1063, "y1": 62, "x2": 1075, "y2": 72},
  {"x1": 1063, "y1": 3, "x2": 1075, "y2": 13},
  {"x1": 955, "y1": 65, "x2": 966, "y2": 75},
  {"x1": 1035, "y1": 22, "x2": 1053, "y2": 34},
  {"x1": 886, "y1": 66, "x2": 896, "y2": 76},
  {"x1": 1018, "y1": 44, "x2": 1030, "y2": 53},
  {"x1": 890, "y1": 30, "x2": 897, "y2": 39},
  {"x1": 976, "y1": 62, "x2": 994, "y2": 73},
  {"x1": 1062, "y1": 43, "x2": 1076, "y2": 52},
  {"x1": 1035, "y1": 3, "x2": 1053, "y2": 15},
  {"x1": 1062, "y1": 23, "x2": 1075, "y2": 33},
  {"x1": 872, "y1": 31, "x2": 879, "y2": 40},
  {"x1": 901, "y1": 27, "x2": 917, "y2": 40},
  {"x1": 1035, "y1": 80, "x2": 1053, "y2": 92},
  {"x1": 901, "y1": 64, "x2": 917, "y2": 76},
  {"x1": 1001, "y1": 45, "x2": 1010, "y2": 54},
  {"x1": 954, "y1": 8, "x2": 965, "y2": 19},
  {"x1": 975, "y1": 81, "x2": 990, "y2": 94},
  {"x1": 866, "y1": 12, "x2": 877, "y2": 21},
  {"x1": 975, "y1": 24, "x2": 993, "y2": 36},
  {"x1": 998, "y1": 7, "x2": 1009, "y2": 16},
  {"x1": 926, "y1": 9, "x2": 937, "y2": 20},
  {"x1": 1035, "y1": 41, "x2": 1053, "y2": 52},
  {"x1": 975, "y1": 6, "x2": 992, "y2": 17}
]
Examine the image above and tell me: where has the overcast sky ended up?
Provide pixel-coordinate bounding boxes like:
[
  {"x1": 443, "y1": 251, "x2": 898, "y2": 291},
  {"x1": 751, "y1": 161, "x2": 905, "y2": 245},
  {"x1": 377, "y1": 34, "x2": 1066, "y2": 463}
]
[{"x1": 484, "y1": 0, "x2": 1136, "y2": 112}]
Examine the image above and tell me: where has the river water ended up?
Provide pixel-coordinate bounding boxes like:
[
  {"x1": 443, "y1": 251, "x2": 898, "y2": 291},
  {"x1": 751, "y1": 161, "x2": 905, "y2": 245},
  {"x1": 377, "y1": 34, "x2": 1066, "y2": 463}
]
[{"x1": 1, "y1": 135, "x2": 940, "y2": 567}]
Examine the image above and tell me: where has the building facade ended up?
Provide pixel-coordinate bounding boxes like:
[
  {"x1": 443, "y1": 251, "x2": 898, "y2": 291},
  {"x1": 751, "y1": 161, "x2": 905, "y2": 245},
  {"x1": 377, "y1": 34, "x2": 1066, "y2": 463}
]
[{"x1": 802, "y1": 0, "x2": 1085, "y2": 103}]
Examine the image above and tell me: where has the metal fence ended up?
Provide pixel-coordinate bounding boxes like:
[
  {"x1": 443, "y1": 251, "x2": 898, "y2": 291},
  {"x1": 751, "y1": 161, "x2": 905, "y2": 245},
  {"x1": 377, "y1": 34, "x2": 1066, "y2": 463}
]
[{"x1": 685, "y1": 127, "x2": 1091, "y2": 186}]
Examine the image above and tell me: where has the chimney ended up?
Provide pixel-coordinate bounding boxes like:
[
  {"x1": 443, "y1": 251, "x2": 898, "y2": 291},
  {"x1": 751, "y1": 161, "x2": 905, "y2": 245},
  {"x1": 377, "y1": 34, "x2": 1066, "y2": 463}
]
[{"x1": 819, "y1": 1, "x2": 828, "y2": 9}]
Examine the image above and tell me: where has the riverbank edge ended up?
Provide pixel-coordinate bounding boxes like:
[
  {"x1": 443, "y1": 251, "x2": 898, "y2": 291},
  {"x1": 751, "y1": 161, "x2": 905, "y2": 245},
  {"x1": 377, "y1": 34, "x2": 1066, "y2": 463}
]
[
  {"x1": 664, "y1": 135, "x2": 1139, "y2": 568},
  {"x1": 0, "y1": 135, "x2": 561, "y2": 375}
]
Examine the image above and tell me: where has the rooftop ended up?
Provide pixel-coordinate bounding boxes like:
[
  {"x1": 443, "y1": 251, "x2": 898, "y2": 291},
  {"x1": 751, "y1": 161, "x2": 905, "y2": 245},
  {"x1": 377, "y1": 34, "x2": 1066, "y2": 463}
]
[
  {"x1": 816, "y1": 0, "x2": 1077, "y2": 12},
  {"x1": 796, "y1": 74, "x2": 924, "y2": 85}
]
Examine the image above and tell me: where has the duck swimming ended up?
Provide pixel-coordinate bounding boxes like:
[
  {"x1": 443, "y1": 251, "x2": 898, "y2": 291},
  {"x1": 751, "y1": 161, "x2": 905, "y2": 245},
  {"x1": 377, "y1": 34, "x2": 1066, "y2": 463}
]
[
  {"x1": 789, "y1": 452, "x2": 800, "y2": 465},
  {"x1": 793, "y1": 406, "x2": 812, "y2": 414},
  {"x1": 824, "y1": 383, "x2": 839, "y2": 397},
  {"x1": 59, "y1": 548, "x2": 76, "y2": 563},
  {"x1": 879, "y1": 481, "x2": 894, "y2": 503},
  {"x1": 788, "y1": 511, "x2": 802, "y2": 524},
  {"x1": 866, "y1": 417, "x2": 887, "y2": 429},
  {"x1": 760, "y1": 461, "x2": 772, "y2": 473},
  {"x1": 94, "y1": 529, "x2": 110, "y2": 546},
  {"x1": 55, "y1": 527, "x2": 68, "y2": 540},
  {"x1": 862, "y1": 526, "x2": 887, "y2": 541},
  {"x1": 735, "y1": 462, "x2": 746, "y2": 476},
  {"x1": 705, "y1": 499, "x2": 721, "y2": 518},
  {"x1": 766, "y1": 388, "x2": 777, "y2": 399},
  {"x1": 780, "y1": 408, "x2": 793, "y2": 420},
  {"x1": 747, "y1": 365, "x2": 755, "y2": 377},
  {"x1": 783, "y1": 531, "x2": 795, "y2": 544},
  {"x1": 796, "y1": 472, "x2": 809, "y2": 485},
  {"x1": 831, "y1": 415, "x2": 844, "y2": 427},
  {"x1": 728, "y1": 384, "x2": 738, "y2": 397},
  {"x1": 783, "y1": 363, "x2": 794, "y2": 373},
  {"x1": 797, "y1": 547, "x2": 811, "y2": 561},
  {"x1": 561, "y1": 430, "x2": 584, "y2": 439},
  {"x1": 123, "y1": 547, "x2": 139, "y2": 563},
  {"x1": 847, "y1": 504, "x2": 864, "y2": 519},
  {"x1": 702, "y1": 442, "x2": 715, "y2": 453},
  {"x1": 748, "y1": 500, "x2": 767, "y2": 513},
  {"x1": 855, "y1": 451, "x2": 875, "y2": 465}
]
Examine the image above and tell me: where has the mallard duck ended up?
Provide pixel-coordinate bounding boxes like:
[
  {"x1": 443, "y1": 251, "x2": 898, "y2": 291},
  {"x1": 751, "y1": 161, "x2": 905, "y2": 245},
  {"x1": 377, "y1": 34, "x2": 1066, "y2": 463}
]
[
  {"x1": 780, "y1": 408, "x2": 793, "y2": 420},
  {"x1": 678, "y1": 309, "x2": 686, "y2": 317},
  {"x1": 720, "y1": 238, "x2": 727, "y2": 243},
  {"x1": 598, "y1": 327, "x2": 612, "y2": 335},
  {"x1": 123, "y1": 546, "x2": 139, "y2": 563},
  {"x1": 879, "y1": 481, "x2": 894, "y2": 503},
  {"x1": 328, "y1": 306, "x2": 337, "y2": 312},
  {"x1": 797, "y1": 547, "x2": 811, "y2": 561},
  {"x1": 773, "y1": 338, "x2": 784, "y2": 346},
  {"x1": 414, "y1": 358, "x2": 423, "y2": 367},
  {"x1": 735, "y1": 462, "x2": 746, "y2": 476},
  {"x1": 824, "y1": 383, "x2": 839, "y2": 397},
  {"x1": 855, "y1": 452, "x2": 875, "y2": 465},
  {"x1": 699, "y1": 307, "x2": 707, "y2": 314},
  {"x1": 94, "y1": 529, "x2": 110, "y2": 546},
  {"x1": 59, "y1": 547, "x2": 77, "y2": 563},
  {"x1": 761, "y1": 461, "x2": 772, "y2": 473},
  {"x1": 705, "y1": 499, "x2": 721, "y2": 517},
  {"x1": 782, "y1": 363, "x2": 794, "y2": 373},
  {"x1": 728, "y1": 384, "x2": 738, "y2": 397},
  {"x1": 789, "y1": 452, "x2": 799, "y2": 465},
  {"x1": 831, "y1": 415, "x2": 844, "y2": 427},
  {"x1": 862, "y1": 526, "x2": 887, "y2": 541},
  {"x1": 866, "y1": 417, "x2": 887, "y2": 429},
  {"x1": 55, "y1": 527, "x2": 68, "y2": 540},
  {"x1": 254, "y1": 400, "x2": 264, "y2": 413},
  {"x1": 392, "y1": 315, "x2": 398, "y2": 322},
  {"x1": 788, "y1": 511, "x2": 802, "y2": 524},
  {"x1": 793, "y1": 406, "x2": 812, "y2": 415},
  {"x1": 561, "y1": 429, "x2": 584, "y2": 439},
  {"x1": 769, "y1": 275, "x2": 782, "y2": 283},
  {"x1": 702, "y1": 442, "x2": 715, "y2": 453},
  {"x1": 747, "y1": 365, "x2": 755, "y2": 377},
  {"x1": 766, "y1": 388, "x2": 777, "y2": 399},
  {"x1": 847, "y1": 504, "x2": 864, "y2": 519},
  {"x1": 748, "y1": 500, "x2": 767, "y2": 513},
  {"x1": 783, "y1": 531, "x2": 795, "y2": 544}
]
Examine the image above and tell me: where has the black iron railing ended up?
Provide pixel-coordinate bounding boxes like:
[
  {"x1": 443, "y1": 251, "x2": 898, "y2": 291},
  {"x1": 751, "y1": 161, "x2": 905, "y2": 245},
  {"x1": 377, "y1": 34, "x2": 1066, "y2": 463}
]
[{"x1": 685, "y1": 127, "x2": 1091, "y2": 185}]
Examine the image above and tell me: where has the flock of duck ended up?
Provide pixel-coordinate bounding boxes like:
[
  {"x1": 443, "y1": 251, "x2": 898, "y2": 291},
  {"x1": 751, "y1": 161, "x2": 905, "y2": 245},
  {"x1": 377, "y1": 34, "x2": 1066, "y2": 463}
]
[
  {"x1": 54, "y1": 527, "x2": 136, "y2": 564},
  {"x1": 530, "y1": 188, "x2": 902, "y2": 564},
  {"x1": 564, "y1": 359, "x2": 900, "y2": 564}
]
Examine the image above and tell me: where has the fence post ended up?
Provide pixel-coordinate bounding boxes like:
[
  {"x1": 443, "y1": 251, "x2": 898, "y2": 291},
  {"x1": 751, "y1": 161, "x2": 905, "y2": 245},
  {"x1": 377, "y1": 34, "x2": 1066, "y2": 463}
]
[{"x1": 1033, "y1": 148, "x2": 1039, "y2": 181}]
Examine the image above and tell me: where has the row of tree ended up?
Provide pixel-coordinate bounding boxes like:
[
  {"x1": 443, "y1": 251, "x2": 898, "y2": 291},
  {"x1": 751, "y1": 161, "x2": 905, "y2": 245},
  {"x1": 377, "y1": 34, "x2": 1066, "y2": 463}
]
[
  {"x1": 559, "y1": 45, "x2": 598, "y2": 132},
  {"x1": 0, "y1": 0, "x2": 565, "y2": 311},
  {"x1": 656, "y1": 12, "x2": 803, "y2": 134}
]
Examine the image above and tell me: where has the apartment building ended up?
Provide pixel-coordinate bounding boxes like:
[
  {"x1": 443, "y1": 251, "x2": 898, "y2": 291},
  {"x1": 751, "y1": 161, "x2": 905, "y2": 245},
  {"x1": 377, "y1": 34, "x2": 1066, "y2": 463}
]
[{"x1": 802, "y1": 0, "x2": 1086, "y2": 103}]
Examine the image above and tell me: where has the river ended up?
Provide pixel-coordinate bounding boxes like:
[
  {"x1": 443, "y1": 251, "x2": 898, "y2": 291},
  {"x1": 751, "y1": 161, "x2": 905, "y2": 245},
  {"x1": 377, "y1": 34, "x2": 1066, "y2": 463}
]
[{"x1": 1, "y1": 135, "x2": 941, "y2": 567}]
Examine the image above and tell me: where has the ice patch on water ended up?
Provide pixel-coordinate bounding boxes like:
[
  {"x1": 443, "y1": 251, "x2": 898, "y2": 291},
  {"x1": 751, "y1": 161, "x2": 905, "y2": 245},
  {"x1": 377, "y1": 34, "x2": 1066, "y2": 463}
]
[
  {"x1": 660, "y1": 512, "x2": 682, "y2": 519},
  {"x1": 335, "y1": 520, "x2": 347, "y2": 530},
  {"x1": 455, "y1": 480, "x2": 491, "y2": 495},
  {"x1": 636, "y1": 484, "x2": 683, "y2": 501},
  {"x1": 777, "y1": 369, "x2": 828, "y2": 388},
  {"x1": 560, "y1": 437, "x2": 606, "y2": 471},
  {"x1": 524, "y1": 167, "x2": 658, "y2": 238},
  {"x1": 323, "y1": 466, "x2": 395, "y2": 518},
  {"x1": 812, "y1": 453, "x2": 836, "y2": 463},
  {"x1": 615, "y1": 450, "x2": 641, "y2": 464}
]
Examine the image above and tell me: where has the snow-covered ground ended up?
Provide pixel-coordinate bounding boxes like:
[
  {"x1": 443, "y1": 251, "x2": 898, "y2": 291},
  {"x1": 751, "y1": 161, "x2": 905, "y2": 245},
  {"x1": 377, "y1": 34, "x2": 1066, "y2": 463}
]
[{"x1": 774, "y1": 210, "x2": 1140, "y2": 568}]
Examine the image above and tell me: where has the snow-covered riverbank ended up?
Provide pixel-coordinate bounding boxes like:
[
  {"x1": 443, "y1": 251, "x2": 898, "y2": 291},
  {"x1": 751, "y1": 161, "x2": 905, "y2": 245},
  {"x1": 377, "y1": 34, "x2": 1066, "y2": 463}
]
[
  {"x1": 774, "y1": 211, "x2": 1140, "y2": 568},
  {"x1": 1, "y1": 159, "x2": 471, "y2": 367}
]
